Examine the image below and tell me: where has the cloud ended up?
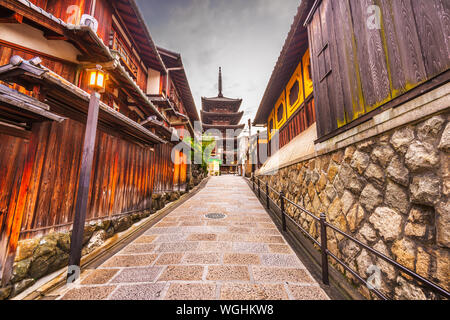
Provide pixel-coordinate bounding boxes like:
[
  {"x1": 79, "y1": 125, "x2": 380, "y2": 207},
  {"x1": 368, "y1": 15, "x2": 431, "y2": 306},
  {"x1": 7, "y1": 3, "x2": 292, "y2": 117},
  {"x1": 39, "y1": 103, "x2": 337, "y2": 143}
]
[{"x1": 136, "y1": 0, "x2": 301, "y2": 125}]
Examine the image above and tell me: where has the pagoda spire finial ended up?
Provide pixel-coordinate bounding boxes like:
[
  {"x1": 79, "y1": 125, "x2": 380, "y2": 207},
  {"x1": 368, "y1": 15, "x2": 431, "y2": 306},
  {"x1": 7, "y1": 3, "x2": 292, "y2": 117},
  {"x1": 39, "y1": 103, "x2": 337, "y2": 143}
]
[{"x1": 218, "y1": 67, "x2": 223, "y2": 98}]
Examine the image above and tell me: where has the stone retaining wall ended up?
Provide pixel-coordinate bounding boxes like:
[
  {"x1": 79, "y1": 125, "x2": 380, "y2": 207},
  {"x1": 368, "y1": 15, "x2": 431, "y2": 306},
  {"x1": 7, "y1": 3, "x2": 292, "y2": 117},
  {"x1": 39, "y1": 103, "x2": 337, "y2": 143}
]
[
  {"x1": 0, "y1": 174, "x2": 207, "y2": 300},
  {"x1": 258, "y1": 112, "x2": 449, "y2": 300}
]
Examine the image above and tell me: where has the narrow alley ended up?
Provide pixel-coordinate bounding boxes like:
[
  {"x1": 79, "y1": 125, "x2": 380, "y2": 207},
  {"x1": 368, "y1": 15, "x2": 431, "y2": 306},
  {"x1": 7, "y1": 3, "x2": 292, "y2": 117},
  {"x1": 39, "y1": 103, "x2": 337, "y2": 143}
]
[{"x1": 53, "y1": 176, "x2": 328, "y2": 300}]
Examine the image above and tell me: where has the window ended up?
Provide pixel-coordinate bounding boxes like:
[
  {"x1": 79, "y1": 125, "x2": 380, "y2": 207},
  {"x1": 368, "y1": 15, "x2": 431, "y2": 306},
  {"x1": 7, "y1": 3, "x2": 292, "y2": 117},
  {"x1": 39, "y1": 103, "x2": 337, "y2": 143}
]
[
  {"x1": 289, "y1": 80, "x2": 299, "y2": 106},
  {"x1": 275, "y1": 92, "x2": 286, "y2": 129},
  {"x1": 277, "y1": 103, "x2": 284, "y2": 123}
]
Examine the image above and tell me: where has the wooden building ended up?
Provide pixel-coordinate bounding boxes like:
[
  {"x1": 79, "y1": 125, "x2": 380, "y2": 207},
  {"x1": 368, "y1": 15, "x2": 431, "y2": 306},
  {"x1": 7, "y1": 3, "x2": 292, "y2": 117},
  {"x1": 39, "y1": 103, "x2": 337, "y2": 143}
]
[
  {"x1": 0, "y1": 0, "x2": 199, "y2": 286},
  {"x1": 254, "y1": 0, "x2": 449, "y2": 173},
  {"x1": 201, "y1": 68, "x2": 244, "y2": 175}
]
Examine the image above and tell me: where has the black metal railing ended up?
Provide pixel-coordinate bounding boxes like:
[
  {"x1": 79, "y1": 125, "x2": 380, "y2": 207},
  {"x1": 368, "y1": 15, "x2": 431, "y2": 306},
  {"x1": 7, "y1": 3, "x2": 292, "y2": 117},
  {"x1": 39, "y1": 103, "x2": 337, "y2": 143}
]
[{"x1": 249, "y1": 175, "x2": 450, "y2": 300}]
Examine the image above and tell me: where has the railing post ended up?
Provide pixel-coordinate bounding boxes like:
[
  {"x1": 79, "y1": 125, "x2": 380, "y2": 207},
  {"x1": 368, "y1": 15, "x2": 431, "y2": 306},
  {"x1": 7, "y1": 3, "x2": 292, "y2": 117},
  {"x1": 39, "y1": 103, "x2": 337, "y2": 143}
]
[
  {"x1": 320, "y1": 213, "x2": 330, "y2": 285},
  {"x1": 280, "y1": 191, "x2": 286, "y2": 232},
  {"x1": 258, "y1": 178, "x2": 261, "y2": 198},
  {"x1": 266, "y1": 182, "x2": 269, "y2": 209}
]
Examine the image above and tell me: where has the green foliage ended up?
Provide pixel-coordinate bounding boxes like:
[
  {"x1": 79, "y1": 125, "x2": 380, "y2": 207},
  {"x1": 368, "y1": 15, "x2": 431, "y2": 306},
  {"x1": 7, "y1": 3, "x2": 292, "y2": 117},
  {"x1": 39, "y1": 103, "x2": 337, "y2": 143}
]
[{"x1": 184, "y1": 134, "x2": 216, "y2": 173}]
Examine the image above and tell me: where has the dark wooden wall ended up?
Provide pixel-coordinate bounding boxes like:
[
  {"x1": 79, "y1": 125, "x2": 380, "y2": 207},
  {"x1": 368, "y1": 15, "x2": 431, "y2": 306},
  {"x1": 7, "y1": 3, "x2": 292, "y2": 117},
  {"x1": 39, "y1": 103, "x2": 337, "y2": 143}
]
[
  {"x1": 0, "y1": 133, "x2": 30, "y2": 281},
  {"x1": 308, "y1": 0, "x2": 450, "y2": 139},
  {"x1": 0, "y1": 40, "x2": 77, "y2": 96},
  {"x1": 15, "y1": 119, "x2": 175, "y2": 240}
]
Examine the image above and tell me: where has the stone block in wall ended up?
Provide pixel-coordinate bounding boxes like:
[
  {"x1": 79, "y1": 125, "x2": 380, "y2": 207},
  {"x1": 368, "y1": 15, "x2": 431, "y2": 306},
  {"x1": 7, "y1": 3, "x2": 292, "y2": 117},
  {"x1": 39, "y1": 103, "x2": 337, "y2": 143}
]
[
  {"x1": 405, "y1": 141, "x2": 439, "y2": 172},
  {"x1": 394, "y1": 276, "x2": 426, "y2": 300},
  {"x1": 346, "y1": 204, "x2": 365, "y2": 233},
  {"x1": 410, "y1": 174, "x2": 441, "y2": 206},
  {"x1": 339, "y1": 164, "x2": 364, "y2": 194},
  {"x1": 392, "y1": 238, "x2": 416, "y2": 270},
  {"x1": 10, "y1": 278, "x2": 35, "y2": 297},
  {"x1": 112, "y1": 216, "x2": 132, "y2": 233},
  {"x1": 417, "y1": 116, "x2": 445, "y2": 144},
  {"x1": 436, "y1": 201, "x2": 450, "y2": 248},
  {"x1": 385, "y1": 181, "x2": 409, "y2": 215},
  {"x1": 350, "y1": 150, "x2": 370, "y2": 175},
  {"x1": 438, "y1": 122, "x2": 450, "y2": 152},
  {"x1": 14, "y1": 238, "x2": 39, "y2": 262},
  {"x1": 390, "y1": 127, "x2": 415, "y2": 154},
  {"x1": 387, "y1": 156, "x2": 410, "y2": 187},
  {"x1": 360, "y1": 184, "x2": 383, "y2": 213},
  {"x1": 371, "y1": 145, "x2": 395, "y2": 168},
  {"x1": 364, "y1": 163, "x2": 385, "y2": 186},
  {"x1": 369, "y1": 207, "x2": 403, "y2": 241}
]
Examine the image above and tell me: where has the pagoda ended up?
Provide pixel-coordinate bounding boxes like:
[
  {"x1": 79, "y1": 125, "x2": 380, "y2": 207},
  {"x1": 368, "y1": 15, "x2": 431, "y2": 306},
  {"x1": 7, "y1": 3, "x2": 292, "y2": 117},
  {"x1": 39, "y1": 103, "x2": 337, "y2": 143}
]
[{"x1": 201, "y1": 68, "x2": 245, "y2": 174}]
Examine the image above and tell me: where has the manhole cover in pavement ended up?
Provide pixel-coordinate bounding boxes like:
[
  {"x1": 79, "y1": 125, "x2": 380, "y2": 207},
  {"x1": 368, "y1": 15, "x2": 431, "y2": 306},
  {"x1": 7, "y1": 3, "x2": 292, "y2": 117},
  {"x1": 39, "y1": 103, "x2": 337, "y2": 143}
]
[{"x1": 205, "y1": 213, "x2": 226, "y2": 220}]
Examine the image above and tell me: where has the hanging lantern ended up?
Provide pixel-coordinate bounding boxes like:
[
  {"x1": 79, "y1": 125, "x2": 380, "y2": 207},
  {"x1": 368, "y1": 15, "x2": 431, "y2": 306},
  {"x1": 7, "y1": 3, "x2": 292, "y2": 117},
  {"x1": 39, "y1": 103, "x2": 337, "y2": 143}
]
[{"x1": 87, "y1": 65, "x2": 107, "y2": 92}]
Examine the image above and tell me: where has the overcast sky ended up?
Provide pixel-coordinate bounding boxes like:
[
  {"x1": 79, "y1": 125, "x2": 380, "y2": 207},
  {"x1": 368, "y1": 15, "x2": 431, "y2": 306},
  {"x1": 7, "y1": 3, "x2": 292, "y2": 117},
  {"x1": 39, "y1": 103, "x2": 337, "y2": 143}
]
[{"x1": 136, "y1": 0, "x2": 301, "y2": 128}]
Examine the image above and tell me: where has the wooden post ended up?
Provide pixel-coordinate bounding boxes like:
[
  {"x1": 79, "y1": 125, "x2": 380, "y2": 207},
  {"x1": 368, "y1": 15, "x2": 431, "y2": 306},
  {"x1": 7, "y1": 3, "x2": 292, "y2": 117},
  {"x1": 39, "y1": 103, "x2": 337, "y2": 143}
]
[
  {"x1": 67, "y1": 91, "x2": 100, "y2": 281},
  {"x1": 256, "y1": 130, "x2": 260, "y2": 169}
]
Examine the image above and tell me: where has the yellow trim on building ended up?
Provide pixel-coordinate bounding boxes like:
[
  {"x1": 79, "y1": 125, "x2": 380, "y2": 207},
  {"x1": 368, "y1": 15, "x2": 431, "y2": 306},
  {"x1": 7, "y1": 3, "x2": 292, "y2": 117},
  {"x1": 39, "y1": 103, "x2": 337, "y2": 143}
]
[
  {"x1": 287, "y1": 61, "x2": 304, "y2": 118},
  {"x1": 267, "y1": 49, "x2": 313, "y2": 142},
  {"x1": 267, "y1": 109, "x2": 275, "y2": 140},
  {"x1": 275, "y1": 90, "x2": 287, "y2": 129},
  {"x1": 303, "y1": 48, "x2": 313, "y2": 99}
]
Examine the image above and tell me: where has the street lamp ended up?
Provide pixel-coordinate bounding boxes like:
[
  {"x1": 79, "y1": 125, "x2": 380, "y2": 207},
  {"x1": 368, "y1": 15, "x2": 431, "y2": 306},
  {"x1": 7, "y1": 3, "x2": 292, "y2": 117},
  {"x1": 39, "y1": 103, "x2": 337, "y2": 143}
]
[{"x1": 67, "y1": 65, "x2": 107, "y2": 283}]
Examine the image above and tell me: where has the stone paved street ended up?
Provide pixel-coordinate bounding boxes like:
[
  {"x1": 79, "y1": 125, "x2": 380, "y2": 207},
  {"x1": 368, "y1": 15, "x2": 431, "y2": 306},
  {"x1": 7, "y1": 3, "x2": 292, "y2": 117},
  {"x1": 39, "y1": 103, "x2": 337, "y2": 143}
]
[{"x1": 56, "y1": 176, "x2": 329, "y2": 300}]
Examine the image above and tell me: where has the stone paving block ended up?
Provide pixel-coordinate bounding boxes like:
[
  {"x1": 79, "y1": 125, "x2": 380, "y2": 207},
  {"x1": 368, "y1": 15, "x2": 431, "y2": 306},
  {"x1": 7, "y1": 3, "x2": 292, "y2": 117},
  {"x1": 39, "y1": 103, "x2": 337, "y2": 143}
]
[
  {"x1": 252, "y1": 267, "x2": 314, "y2": 284},
  {"x1": 197, "y1": 241, "x2": 233, "y2": 252},
  {"x1": 233, "y1": 242, "x2": 269, "y2": 253},
  {"x1": 81, "y1": 269, "x2": 120, "y2": 285},
  {"x1": 157, "y1": 242, "x2": 199, "y2": 253},
  {"x1": 268, "y1": 244, "x2": 293, "y2": 254},
  {"x1": 217, "y1": 233, "x2": 247, "y2": 242},
  {"x1": 220, "y1": 283, "x2": 289, "y2": 300},
  {"x1": 155, "y1": 221, "x2": 180, "y2": 227},
  {"x1": 109, "y1": 283, "x2": 166, "y2": 300},
  {"x1": 181, "y1": 221, "x2": 206, "y2": 226},
  {"x1": 157, "y1": 265, "x2": 204, "y2": 281},
  {"x1": 134, "y1": 235, "x2": 158, "y2": 243},
  {"x1": 261, "y1": 254, "x2": 303, "y2": 268},
  {"x1": 153, "y1": 234, "x2": 188, "y2": 243},
  {"x1": 111, "y1": 266, "x2": 163, "y2": 283},
  {"x1": 244, "y1": 235, "x2": 285, "y2": 244},
  {"x1": 223, "y1": 253, "x2": 261, "y2": 265},
  {"x1": 187, "y1": 233, "x2": 218, "y2": 241},
  {"x1": 206, "y1": 221, "x2": 229, "y2": 226},
  {"x1": 164, "y1": 283, "x2": 217, "y2": 300},
  {"x1": 146, "y1": 227, "x2": 180, "y2": 234},
  {"x1": 120, "y1": 243, "x2": 157, "y2": 254},
  {"x1": 154, "y1": 253, "x2": 184, "y2": 265},
  {"x1": 254, "y1": 228, "x2": 280, "y2": 235},
  {"x1": 258, "y1": 223, "x2": 277, "y2": 229},
  {"x1": 288, "y1": 285, "x2": 329, "y2": 300},
  {"x1": 206, "y1": 266, "x2": 250, "y2": 281},
  {"x1": 101, "y1": 254, "x2": 158, "y2": 268},
  {"x1": 61, "y1": 286, "x2": 116, "y2": 300},
  {"x1": 184, "y1": 253, "x2": 222, "y2": 264},
  {"x1": 228, "y1": 227, "x2": 251, "y2": 234}
]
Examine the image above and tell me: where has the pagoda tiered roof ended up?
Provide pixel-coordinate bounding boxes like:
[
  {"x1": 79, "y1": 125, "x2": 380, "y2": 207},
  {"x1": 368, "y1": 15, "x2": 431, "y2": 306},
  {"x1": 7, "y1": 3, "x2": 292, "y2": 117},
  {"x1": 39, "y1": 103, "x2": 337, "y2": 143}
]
[
  {"x1": 201, "y1": 110, "x2": 244, "y2": 125},
  {"x1": 201, "y1": 96, "x2": 243, "y2": 113}
]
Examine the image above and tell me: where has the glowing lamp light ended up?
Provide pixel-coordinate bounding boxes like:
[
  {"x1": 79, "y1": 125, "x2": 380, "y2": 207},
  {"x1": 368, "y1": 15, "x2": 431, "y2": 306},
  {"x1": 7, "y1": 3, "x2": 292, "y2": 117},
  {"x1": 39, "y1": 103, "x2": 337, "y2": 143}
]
[{"x1": 87, "y1": 65, "x2": 106, "y2": 92}]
